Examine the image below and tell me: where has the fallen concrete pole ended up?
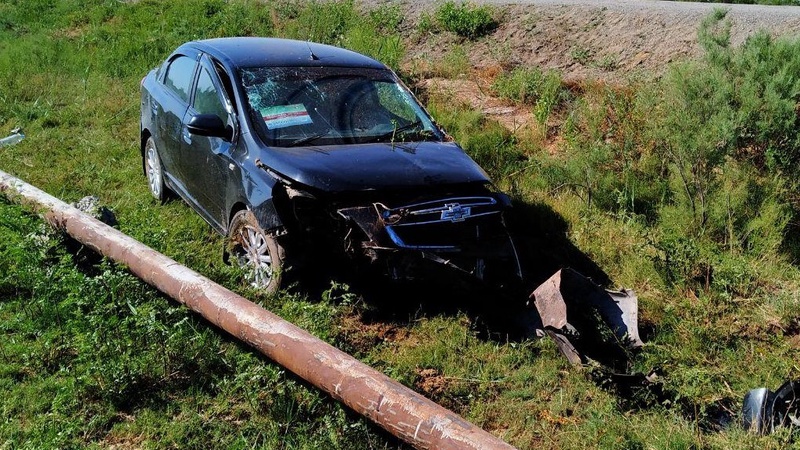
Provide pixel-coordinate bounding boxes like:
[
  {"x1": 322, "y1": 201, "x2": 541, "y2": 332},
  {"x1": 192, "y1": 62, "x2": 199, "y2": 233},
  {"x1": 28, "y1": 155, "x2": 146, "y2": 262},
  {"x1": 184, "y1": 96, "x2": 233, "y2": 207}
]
[{"x1": 0, "y1": 169, "x2": 516, "y2": 450}]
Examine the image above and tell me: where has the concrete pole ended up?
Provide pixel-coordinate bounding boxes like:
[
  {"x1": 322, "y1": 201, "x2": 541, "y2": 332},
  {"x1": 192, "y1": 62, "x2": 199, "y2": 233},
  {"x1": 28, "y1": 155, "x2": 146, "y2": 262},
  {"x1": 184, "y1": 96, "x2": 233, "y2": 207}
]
[{"x1": 0, "y1": 169, "x2": 516, "y2": 450}]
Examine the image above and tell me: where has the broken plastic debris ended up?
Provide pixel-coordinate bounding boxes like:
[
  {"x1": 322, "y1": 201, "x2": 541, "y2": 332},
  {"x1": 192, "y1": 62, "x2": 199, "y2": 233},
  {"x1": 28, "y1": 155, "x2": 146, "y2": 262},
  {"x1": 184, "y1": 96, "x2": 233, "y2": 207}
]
[
  {"x1": 525, "y1": 268, "x2": 643, "y2": 367},
  {"x1": 0, "y1": 128, "x2": 24, "y2": 147},
  {"x1": 743, "y1": 380, "x2": 800, "y2": 435}
]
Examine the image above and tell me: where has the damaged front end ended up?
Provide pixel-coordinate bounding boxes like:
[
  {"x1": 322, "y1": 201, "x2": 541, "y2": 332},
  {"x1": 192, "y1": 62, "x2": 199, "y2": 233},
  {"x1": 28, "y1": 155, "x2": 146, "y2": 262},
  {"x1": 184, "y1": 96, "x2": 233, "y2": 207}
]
[
  {"x1": 338, "y1": 193, "x2": 523, "y2": 286},
  {"x1": 270, "y1": 178, "x2": 523, "y2": 288}
]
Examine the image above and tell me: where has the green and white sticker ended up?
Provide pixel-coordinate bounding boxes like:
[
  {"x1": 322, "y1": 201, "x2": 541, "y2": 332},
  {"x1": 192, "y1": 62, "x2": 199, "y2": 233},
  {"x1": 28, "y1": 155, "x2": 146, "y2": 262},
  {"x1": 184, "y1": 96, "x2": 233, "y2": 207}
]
[{"x1": 260, "y1": 104, "x2": 313, "y2": 129}]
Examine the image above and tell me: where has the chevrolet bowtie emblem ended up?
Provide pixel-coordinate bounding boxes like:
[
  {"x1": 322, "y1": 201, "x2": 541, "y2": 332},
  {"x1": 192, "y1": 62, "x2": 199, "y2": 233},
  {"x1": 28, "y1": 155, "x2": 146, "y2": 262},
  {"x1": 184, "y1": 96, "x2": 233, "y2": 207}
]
[{"x1": 440, "y1": 203, "x2": 472, "y2": 222}]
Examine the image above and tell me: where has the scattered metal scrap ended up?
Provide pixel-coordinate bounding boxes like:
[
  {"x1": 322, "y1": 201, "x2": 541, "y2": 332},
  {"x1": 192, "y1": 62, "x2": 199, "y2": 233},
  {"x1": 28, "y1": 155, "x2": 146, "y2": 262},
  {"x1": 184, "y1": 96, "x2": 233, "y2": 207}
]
[
  {"x1": 0, "y1": 128, "x2": 24, "y2": 147},
  {"x1": 526, "y1": 268, "x2": 643, "y2": 367},
  {"x1": 743, "y1": 380, "x2": 800, "y2": 435}
]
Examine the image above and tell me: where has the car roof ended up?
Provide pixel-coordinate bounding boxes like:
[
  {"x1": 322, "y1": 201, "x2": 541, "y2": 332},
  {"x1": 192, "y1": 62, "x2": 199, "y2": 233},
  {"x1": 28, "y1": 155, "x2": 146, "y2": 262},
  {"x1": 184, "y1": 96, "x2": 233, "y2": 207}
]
[{"x1": 183, "y1": 37, "x2": 387, "y2": 70}]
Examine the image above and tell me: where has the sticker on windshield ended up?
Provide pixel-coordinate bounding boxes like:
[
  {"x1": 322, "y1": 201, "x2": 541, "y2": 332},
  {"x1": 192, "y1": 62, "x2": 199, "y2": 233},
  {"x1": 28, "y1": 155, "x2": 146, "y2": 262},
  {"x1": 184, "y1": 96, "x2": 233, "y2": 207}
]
[{"x1": 261, "y1": 104, "x2": 313, "y2": 129}]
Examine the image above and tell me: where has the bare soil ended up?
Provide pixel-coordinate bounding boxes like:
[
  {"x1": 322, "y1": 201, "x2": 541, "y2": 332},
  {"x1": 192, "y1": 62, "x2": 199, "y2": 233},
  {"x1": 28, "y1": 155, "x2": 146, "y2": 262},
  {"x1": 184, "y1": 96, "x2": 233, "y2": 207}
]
[
  {"x1": 377, "y1": 0, "x2": 800, "y2": 131},
  {"x1": 397, "y1": 0, "x2": 800, "y2": 83}
]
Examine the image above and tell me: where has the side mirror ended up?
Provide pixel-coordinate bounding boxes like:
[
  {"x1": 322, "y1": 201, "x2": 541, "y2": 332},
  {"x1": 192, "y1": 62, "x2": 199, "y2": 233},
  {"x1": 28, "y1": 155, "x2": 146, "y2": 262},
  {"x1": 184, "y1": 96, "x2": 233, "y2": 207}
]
[{"x1": 187, "y1": 114, "x2": 232, "y2": 140}]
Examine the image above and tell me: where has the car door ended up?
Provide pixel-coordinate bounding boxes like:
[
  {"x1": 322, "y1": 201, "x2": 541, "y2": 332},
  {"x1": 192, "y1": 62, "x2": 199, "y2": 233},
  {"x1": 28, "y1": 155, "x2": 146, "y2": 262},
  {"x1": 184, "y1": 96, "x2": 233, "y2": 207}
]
[
  {"x1": 179, "y1": 56, "x2": 236, "y2": 230},
  {"x1": 157, "y1": 53, "x2": 198, "y2": 189}
]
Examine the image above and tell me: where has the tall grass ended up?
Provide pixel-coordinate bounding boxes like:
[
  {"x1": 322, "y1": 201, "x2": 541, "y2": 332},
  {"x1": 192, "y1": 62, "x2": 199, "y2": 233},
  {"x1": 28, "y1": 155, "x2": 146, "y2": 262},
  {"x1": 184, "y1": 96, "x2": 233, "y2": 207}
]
[
  {"x1": 434, "y1": 1, "x2": 497, "y2": 39},
  {"x1": 492, "y1": 67, "x2": 569, "y2": 124}
]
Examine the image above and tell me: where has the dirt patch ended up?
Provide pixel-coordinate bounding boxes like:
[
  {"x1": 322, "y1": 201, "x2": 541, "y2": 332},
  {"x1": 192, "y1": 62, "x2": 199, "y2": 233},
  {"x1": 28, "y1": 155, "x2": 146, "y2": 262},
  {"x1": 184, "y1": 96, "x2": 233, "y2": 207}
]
[
  {"x1": 396, "y1": 1, "x2": 800, "y2": 83},
  {"x1": 415, "y1": 368, "x2": 452, "y2": 397},
  {"x1": 337, "y1": 312, "x2": 412, "y2": 353}
]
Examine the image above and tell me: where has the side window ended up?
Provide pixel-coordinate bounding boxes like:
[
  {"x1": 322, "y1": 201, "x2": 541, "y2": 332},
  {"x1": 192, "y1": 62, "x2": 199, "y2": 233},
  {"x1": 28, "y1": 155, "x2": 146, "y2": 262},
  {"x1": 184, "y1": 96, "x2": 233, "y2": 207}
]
[
  {"x1": 164, "y1": 56, "x2": 195, "y2": 103},
  {"x1": 194, "y1": 67, "x2": 227, "y2": 121},
  {"x1": 212, "y1": 59, "x2": 237, "y2": 114}
]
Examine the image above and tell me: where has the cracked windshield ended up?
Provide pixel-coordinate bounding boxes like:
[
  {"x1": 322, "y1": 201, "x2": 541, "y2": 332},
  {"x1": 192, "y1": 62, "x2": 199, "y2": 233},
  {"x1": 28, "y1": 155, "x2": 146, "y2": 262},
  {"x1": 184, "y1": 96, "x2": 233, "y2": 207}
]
[{"x1": 241, "y1": 67, "x2": 439, "y2": 147}]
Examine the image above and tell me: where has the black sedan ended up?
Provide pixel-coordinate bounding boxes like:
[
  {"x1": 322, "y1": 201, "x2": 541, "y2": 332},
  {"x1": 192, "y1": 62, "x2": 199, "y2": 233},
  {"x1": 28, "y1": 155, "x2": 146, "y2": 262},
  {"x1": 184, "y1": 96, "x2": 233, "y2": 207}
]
[{"x1": 140, "y1": 37, "x2": 520, "y2": 293}]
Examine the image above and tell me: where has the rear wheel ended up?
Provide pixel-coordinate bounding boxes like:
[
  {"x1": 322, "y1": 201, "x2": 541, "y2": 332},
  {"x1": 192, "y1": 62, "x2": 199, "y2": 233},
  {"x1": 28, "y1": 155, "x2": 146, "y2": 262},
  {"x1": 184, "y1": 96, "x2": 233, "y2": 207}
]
[
  {"x1": 228, "y1": 210, "x2": 285, "y2": 294},
  {"x1": 144, "y1": 137, "x2": 166, "y2": 202}
]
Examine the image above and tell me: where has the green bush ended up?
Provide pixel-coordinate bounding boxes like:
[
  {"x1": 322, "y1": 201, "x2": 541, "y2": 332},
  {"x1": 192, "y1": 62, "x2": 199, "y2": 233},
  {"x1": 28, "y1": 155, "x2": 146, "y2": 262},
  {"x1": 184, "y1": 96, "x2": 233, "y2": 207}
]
[
  {"x1": 492, "y1": 67, "x2": 568, "y2": 124},
  {"x1": 639, "y1": 11, "x2": 798, "y2": 288},
  {"x1": 435, "y1": 1, "x2": 497, "y2": 39},
  {"x1": 691, "y1": 10, "x2": 800, "y2": 178},
  {"x1": 524, "y1": 11, "x2": 798, "y2": 291}
]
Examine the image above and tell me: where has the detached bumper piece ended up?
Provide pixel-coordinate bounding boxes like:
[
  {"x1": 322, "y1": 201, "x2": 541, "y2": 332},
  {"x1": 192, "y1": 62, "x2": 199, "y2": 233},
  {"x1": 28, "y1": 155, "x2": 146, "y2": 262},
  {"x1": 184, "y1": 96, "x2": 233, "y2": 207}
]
[
  {"x1": 743, "y1": 380, "x2": 800, "y2": 435},
  {"x1": 338, "y1": 196, "x2": 521, "y2": 283},
  {"x1": 527, "y1": 268, "x2": 643, "y2": 368}
]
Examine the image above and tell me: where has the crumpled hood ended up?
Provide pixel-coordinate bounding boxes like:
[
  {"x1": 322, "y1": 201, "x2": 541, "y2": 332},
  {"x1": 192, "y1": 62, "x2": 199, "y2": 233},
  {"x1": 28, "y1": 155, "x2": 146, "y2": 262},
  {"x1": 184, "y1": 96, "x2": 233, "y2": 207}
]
[{"x1": 258, "y1": 141, "x2": 490, "y2": 192}]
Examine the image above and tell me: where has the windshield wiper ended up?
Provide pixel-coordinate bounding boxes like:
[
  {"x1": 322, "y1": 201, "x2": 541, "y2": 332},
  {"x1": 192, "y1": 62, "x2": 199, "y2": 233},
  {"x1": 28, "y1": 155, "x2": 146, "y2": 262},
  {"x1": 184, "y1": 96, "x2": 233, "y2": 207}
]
[
  {"x1": 371, "y1": 120, "x2": 423, "y2": 143},
  {"x1": 290, "y1": 127, "x2": 332, "y2": 146}
]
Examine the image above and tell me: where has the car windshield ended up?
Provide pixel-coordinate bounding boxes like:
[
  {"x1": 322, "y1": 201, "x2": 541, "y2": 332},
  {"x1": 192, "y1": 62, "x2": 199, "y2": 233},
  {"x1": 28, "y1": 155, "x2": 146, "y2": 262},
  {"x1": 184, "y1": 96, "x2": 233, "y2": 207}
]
[{"x1": 240, "y1": 66, "x2": 442, "y2": 147}]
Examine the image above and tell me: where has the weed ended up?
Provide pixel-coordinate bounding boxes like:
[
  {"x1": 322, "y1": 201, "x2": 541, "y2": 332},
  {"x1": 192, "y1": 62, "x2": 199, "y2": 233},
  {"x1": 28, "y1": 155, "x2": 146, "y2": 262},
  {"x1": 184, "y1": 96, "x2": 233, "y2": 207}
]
[
  {"x1": 570, "y1": 45, "x2": 593, "y2": 65},
  {"x1": 594, "y1": 54, "x2": 618, "y2": 71},
  {"x1": 417, "y1": 11, "x2": 436, "y2": 34},
  {"x1": 492, "y1": 67, "x2": 569, "y2": 124},
  {"x1": 367, "y1": 3, "x2": 404, "y2": 32},
  {"x1": 439, "y1": 44, "x2": 472, "y2": 78},
  {"x1": 428, "y1": 93, "x2": 526, "y2": 176},
  {"x1": 435, "y1": 1, "x2": 497, "y2": 39}
]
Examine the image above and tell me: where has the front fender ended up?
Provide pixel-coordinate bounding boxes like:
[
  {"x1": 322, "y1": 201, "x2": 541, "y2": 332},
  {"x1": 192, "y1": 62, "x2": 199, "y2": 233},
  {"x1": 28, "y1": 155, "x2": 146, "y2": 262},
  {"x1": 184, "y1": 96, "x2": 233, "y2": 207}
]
[{"x1": 251, "y1": 197, "x2": 283, "y2": 232}]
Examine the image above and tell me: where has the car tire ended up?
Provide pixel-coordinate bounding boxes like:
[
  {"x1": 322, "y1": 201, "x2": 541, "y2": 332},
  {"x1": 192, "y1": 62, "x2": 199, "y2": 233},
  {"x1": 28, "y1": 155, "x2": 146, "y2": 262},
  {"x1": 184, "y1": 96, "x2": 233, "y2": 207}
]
[
  {"x1": 228, "y1": 210, "x2": 285, "y2": 294},
  {"x1": 144, "y1": 137, "x2": 167, "y2": 202}
]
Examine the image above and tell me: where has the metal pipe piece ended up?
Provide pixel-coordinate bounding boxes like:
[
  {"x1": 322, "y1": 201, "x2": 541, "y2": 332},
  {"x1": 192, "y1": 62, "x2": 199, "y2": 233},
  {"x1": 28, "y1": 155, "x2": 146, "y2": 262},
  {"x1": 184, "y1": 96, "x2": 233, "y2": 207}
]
[{"x1": 0, "y1": 169, "x2": 516, "y2": 450}]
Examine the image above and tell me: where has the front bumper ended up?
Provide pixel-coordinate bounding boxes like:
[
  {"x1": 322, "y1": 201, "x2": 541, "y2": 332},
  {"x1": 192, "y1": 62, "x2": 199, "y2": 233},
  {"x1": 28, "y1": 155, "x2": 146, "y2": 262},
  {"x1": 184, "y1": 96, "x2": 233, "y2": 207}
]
[{"x1": 338, "y1": 195, "x2": 522, "y2": 283}]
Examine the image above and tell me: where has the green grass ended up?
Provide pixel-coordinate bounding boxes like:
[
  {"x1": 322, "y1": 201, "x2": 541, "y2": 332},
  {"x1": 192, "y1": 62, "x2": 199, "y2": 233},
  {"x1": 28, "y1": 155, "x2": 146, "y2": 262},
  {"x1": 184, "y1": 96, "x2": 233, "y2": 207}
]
[
  {"x1": 3, "y1": 1, "x2": 800, "y2": 449},
  {"x1": 491, "y1": 67, "x2": 569, "y2": 124},
  {"x1": 0, "y1": 1, "x2": 408, "y2": 448},
  {"x1": 434, "y1": 1, "x2": 497, "y2": 39},
  {"x1": 0, "y1": 199, "x2": 395, "y2": 449}
]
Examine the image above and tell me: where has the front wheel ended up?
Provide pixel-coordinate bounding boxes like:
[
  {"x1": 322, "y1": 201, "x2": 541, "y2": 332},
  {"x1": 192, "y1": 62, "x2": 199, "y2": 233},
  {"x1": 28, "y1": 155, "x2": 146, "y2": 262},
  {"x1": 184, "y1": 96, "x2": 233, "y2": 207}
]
[{"x1": 228, "y1": 210, "x2": 285, "y2": 294}]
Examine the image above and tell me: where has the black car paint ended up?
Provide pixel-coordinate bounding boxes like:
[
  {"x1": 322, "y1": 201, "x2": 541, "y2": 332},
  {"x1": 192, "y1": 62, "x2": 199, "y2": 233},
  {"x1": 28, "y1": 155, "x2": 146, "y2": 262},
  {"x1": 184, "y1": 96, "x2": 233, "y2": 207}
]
[
  {"x1": 140, "y1": 37, "x2": 519, "y2": 283},
  {"x1": 252, "y1": 141, "x2": 490, "y2": 193},
  {"x1": 142, "y1": 38, "x2": 491, "y2": 230}
]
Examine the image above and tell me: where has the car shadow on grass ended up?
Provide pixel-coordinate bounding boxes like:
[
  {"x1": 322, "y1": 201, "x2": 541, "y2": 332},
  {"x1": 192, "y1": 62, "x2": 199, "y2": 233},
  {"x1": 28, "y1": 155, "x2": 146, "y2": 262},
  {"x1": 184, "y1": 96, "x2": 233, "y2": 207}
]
[
  {"x1": 292, "y1": 199, "x2": 613, "y2": 344},
  {"x1": 287, "y1": 199, "x2": 739, "y2": 426}
]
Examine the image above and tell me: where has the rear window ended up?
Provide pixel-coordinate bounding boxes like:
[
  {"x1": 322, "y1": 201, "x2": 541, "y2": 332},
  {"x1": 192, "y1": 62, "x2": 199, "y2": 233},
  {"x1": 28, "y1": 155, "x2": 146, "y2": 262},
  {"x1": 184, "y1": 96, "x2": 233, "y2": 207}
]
[{"x1": 164, "y1": 56, "x2": 196, "y2": 103}]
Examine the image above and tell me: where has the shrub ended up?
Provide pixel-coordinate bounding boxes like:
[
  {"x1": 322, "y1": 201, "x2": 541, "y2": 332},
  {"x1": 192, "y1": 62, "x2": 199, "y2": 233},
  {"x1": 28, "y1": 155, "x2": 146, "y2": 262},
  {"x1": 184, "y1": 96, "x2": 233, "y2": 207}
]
[
  {"x1": 435, "y1": 1, "x2": 497, "y2": 39},
  {"x1": 492, "y1": 67, "x2": 569, "y2": 124},
  {"x1": 694, "y1": 10, "x2": 800, "y2": 178},
  {"x1": 641, "y1": 11, "x2": 798, "y2": 289}
]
